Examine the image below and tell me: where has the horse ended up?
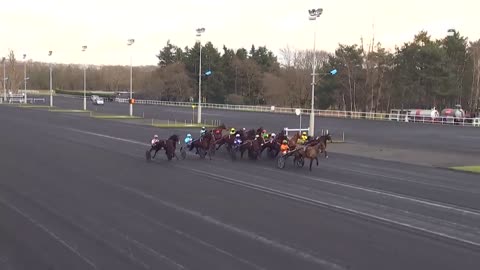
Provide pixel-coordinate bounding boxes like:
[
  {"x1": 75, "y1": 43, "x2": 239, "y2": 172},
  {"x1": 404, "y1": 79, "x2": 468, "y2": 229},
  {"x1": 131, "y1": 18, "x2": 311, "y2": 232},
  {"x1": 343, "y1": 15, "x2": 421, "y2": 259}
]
[
  {"x1": 211, "y1": 123, "x2": 226, "y2": 141},
  {"x1": 288, "y1": 132, "x2": 301, "y2": 150},
  {"x1": 260, "y1": 130, "x2": 284, "y2": 159},
  {"x1": 294, "y1": 133, "x2": 333, "y2": 171},
  {"x1": 216, "y1": 133, "x2": 236, "y2": 151},
  {"x1": 189, "y1": 131, "x2": 215, "y2": 159},
  {"x1": 241, "y1": 136, "x2": 263, "y2": 160},
  {"x1": 149, "y1": 139, "x2": 167, "y2": 160},
  {"x1": 165, "y1": 134, "x2": 180, "y2": 161},
  {"x1": 245, "y1": 129, "x2": 256, "y2": 141},
  {"x1": 317, "y1": 133, "x2": 332, "y2": 158}
]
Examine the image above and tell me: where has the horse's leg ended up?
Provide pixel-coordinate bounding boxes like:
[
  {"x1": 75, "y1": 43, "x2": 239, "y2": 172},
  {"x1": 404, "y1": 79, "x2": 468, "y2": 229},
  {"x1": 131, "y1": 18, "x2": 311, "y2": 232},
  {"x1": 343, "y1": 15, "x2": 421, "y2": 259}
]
[
  {"x1": 152, "y1": 149, "x2": 159, "y2": 159},
  {"x1": 316, "y1": 157, "x2": 319, "y2": 166},
  {"x1": 325, "y1": 150, "x2": 328, "y2": 159},
  {"x1": 309, "y1": 159, "x2": 313, "y2": 171}
]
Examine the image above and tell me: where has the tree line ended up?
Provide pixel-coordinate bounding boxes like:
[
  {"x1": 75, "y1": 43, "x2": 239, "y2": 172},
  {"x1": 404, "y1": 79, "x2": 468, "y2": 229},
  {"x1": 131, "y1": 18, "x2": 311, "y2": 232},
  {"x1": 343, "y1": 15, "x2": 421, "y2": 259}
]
[{"x1": 2, "y1": 30, "x2": 480, "y2": 112}]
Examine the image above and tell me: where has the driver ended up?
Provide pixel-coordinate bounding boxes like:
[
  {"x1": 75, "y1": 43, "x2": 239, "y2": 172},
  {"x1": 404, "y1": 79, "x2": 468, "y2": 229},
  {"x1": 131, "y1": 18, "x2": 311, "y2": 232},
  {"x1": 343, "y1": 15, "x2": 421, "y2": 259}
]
[
  {"x1": 184, "y1": 134, "x2": 193, "y2": 146},
  {"x1": 297, "y1": 131, "x2": 309, "y2": 145},
  {"x1": 280, "y1": 140, "x2": 289, "y2": 155},
  {"x1": 234, "y1": 134, "x2": 242, "y2": 146},
  {"x1": 151, "y1": 135, "x2": 160, "y2": 146},
  {"x1": 269, "y1": 133, "x2": 276, "y2": 143}
]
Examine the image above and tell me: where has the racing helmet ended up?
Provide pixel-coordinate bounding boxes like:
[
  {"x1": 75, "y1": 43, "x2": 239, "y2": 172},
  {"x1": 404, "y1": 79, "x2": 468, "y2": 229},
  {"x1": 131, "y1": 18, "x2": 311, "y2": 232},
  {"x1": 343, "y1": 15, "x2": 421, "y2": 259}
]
[
  {"x1": 187, "y1": 134, "x2": 192, "y2": 137},
  {"x1": 255, "y1": 134, "x2": 260, "y2": 138},
  {"x1": 236, "y1": 134, "x2": 240, "y2": 138},
  {"x1": 302, "y1": 131, "x2": 307, "y2": 136},
  {"x1": 230, "y1": 128, "x2": 236, "y2": 134},
  {"x1": 271, "y1": 133, "x2": 276, "y2": 137},
  {"x1": 201, "y1": 126, "x2": 206, "y2": 130},
  {"x1": 154, "y1": 135, "x2": 158, "y2": 138},
  {"x1": 282, "y1": 140, "x2": 288, "y2": 144},
  {"x1": 262, "y1": 129, "x2": 267, "y2": 133}
]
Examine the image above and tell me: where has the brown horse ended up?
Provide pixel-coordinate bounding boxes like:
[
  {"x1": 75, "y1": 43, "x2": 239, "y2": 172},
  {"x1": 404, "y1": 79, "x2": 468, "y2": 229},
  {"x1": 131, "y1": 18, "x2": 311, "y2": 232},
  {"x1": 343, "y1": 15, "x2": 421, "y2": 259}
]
[
  {"x1": 211, "y1": 123, "x2": 226, "y2": 141},
  {"x1": 189, "y1": 131, "x2": 215, "y2": 159},
  {"x1": 241, "y1": 136, "x2": 263, "y2": 160},
  {"x1": 288, "y1": 132, "x2": 301, "y2": 150},
  {"x1": 165, "y1": 134, "x2": 180, "y2": 161},
  {"x1": 317, "y1": 133, "x2": 332, "y2": 158},
  {"x1": 295, "y1": 134, "x2": 333, "y2": 171},
  {"x1": 216, "y1": 133, "x2": 236, "y2": 151},
  {"x1": 260, "y1": 130, "x2": 285, "y2": 159}
]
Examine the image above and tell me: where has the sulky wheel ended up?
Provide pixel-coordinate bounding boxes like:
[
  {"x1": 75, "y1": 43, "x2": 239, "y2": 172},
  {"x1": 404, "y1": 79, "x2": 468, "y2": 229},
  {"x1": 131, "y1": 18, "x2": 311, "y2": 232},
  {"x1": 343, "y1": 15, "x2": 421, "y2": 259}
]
[
  {"x1": 198, "y1": 148, "x2": 206, "y2": 159},
  {"x1": 180, "y1": 147, "x2": 187, "y2": 160},
  {"x1": 230, "y1": 148, "x2": 237, "y2": 161},
  {"x1": 295, "y1": 156, "x2": 305, "y2": 168},
  {"x1": 145, "y1": 150, "x2": 152, "y2": 162},
  {"x1": 277, "y1": 156, "x2": 286, "y2": 169}
]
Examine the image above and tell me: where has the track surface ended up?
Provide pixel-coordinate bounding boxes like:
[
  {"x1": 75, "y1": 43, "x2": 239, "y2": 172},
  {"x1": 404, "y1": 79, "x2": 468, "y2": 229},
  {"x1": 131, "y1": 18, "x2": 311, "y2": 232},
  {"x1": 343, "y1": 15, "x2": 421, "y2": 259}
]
[
  {"x1": 1, "y1": 105, "x2": 480, "y2": 269},
  {"x1": 52, "y1": 95, "x2": 480, "y2": 156}
]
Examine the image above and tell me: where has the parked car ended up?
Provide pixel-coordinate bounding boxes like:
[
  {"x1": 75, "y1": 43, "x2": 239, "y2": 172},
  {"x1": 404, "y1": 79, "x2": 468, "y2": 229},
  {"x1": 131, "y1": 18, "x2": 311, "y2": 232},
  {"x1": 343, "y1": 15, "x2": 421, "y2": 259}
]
[
  {"x1": 93, "y1": 97, "x2": 104, "y2": 105},
  {"x1": 90, "y1": 95, "x2": 100, "y2": 102}
]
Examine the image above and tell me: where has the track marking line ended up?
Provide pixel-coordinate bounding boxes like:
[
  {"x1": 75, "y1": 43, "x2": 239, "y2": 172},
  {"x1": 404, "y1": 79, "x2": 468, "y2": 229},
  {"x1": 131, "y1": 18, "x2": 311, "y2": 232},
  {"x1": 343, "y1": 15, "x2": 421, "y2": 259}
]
[
  {"x1": 0, "y1": 196, "x2": 98, "y2": 269},
  {"x1": 67, "y1": 128, "x2": 480, "y2": 249},
  {"x1": 95, "y1": 177, "x2": 344, "y2": 270},
  {"x1": 124, "y1": 208, "x2": 266, "y2": 270},
  {"x1": 66, "y1": 128, "x2": 149, "y2": 147},
  {"x1": 261, "y1": 167, "x2": 480, "y2": 217},
  {"x1": 182, "y1": 167, "x2": 480, "y2": 249}
]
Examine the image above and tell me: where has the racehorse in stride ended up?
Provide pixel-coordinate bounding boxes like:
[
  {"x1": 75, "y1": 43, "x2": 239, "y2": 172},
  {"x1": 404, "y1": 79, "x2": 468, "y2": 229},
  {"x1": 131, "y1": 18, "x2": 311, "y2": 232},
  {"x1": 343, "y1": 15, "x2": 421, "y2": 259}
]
[
  {"x1": 189, "y1": 131, "x2": 215, "y2": 159},
  {"x1": 294, "y1": 133, "x2": 333, "y2": 171},
  {"x1": 147, "y1": 134, "x2": 180, "y2": 161}
]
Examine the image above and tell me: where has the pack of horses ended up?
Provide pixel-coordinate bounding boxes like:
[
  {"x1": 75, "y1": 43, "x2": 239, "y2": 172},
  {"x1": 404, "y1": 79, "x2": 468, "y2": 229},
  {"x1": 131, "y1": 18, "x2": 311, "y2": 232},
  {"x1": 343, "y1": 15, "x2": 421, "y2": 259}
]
[{"x1": 146, "y1": 123, "x2": 333, "y2": 171}]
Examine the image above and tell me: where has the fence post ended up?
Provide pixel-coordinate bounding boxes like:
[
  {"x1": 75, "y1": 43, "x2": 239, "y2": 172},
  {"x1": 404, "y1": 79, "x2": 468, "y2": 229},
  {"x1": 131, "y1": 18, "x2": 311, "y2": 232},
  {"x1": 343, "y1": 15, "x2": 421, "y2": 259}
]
[{"x1": 342, "y1": 132, "x2": 345, "y2": 142}]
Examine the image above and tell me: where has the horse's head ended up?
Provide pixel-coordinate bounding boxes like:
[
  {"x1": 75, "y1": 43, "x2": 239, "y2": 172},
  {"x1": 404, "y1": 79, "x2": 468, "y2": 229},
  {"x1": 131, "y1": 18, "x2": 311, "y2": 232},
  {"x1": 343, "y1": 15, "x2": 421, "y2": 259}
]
[
  {"x1": 246, "y1": 129, "x2": 256, "y2": 140},
  {"x1": 319, "y1": 133, "x2": 332, "y2": 144},
  {"x1": 168, "y1": 134, "x2": 179, "y2": 143}
]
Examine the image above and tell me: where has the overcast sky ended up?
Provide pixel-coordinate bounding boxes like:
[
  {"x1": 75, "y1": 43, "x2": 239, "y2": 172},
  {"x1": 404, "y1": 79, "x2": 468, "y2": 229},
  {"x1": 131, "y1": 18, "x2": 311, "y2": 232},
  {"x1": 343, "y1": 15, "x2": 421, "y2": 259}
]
[{"x1": 1, "y1": 0, "x2": 478, "y2": 66}]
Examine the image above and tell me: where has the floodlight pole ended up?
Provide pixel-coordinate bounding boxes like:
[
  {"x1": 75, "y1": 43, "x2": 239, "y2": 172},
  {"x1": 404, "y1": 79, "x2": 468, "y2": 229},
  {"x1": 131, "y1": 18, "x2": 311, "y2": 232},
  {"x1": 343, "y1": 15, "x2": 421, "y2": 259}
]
[
  {"x1": 308, "y1": 8, "x2": 323, "y2": 137},
  {"x1": 196, "y1": 27, "x2": 205, "y2": 124}
]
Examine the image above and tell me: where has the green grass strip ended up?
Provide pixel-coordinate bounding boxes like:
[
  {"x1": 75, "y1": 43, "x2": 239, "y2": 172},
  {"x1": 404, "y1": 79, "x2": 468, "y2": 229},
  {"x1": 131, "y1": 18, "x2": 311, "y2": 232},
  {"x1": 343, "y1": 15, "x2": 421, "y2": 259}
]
[
  {"x1": 19, "y1": 105, "x2": 52, "y2": 109},
  {"x1": 49, "y1": 109, "x2": 91, "y2": 113},
  {"x1": 449, "y1": 166, "x2": 480, "y2": 174},
  {"x1": 152, "y1": 123, "x2": 216, "y2": 128},
  {"x1": 91, "y1": 115, "x2": 143, "y2": 119}
]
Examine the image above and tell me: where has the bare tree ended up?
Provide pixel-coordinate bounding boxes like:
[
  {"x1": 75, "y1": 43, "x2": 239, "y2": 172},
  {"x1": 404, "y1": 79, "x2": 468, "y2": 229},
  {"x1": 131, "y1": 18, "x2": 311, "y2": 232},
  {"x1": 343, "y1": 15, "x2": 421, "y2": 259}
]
[{"x1": 470, "y1": 40, "x2": 480, "y2": 112}]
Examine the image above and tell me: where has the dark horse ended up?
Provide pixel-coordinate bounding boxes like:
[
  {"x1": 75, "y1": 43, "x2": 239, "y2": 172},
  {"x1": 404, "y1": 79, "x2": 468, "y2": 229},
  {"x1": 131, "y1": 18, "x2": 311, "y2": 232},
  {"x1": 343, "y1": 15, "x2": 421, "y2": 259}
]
[
  {"x1": 216, "y1": 128, "x2": 255, "y2": 151},
  {"x1": 260, "y1": 130, "x2": 287, "y2": 159},
  {"x1": 149, "y1": 139, "x2": 167, "y2": 160},
  {"x1": 244, "y1": 136, "x2": 263, "y2": 160},
  {"x1": 211, "y1": 123, "x2": 226, "y2": 141},
  {"x1": 165, "y1": 134, "x2": 180, "y2": 161},
  {"x1": 148, "y1": 135, "x2": 180, "y2": 161},
  {"x1": 189, "y1": 131, "x2": 215, "y2": 159}
]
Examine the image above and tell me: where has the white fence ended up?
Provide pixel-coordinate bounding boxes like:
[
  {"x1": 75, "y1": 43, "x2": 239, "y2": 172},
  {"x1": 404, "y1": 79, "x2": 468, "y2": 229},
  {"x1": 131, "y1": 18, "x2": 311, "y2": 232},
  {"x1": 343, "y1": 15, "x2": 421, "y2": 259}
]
[
  {"x1": 108, "y1": 98, "x2": 480, "y2": 128},
  {"x1": 283, "y1": 128, "x2": 309, "y2": 136}
]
